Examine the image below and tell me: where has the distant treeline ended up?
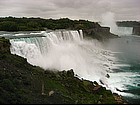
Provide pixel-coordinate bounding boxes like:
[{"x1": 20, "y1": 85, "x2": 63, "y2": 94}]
[
  {"x1": 117, "y1": 21, "x2": 140, "y2": 27},
  {"x1": 0, "y1": 17, "x2": 100, "y2": 31}
]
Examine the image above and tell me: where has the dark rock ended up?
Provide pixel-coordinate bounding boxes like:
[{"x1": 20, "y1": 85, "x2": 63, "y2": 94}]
[
  {"x1": 116, "y1": 88, "x2": 123, "y2": 92},
  {"x1": 93, "y1": 81, "x2": 98, "y2": 86},
  {"x1": 133, "y1": 27, "x2": 140, "y2": 36},
  {"x1": 99, "y1": 79, "x2": 104, "y2": 85},
  {"x1": 83, "y1": 27, "x2": 118, "y2": 41},
  {"x1": 106, "y1": 74, "x2": 110, "y2": 78}
]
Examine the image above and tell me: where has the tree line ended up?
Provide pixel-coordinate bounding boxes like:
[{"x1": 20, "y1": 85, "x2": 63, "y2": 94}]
[
  {"x1": 117, "y1": 21, "x2": 140, "y2": 27},
  {"x1": 0, "y1": 17, "x2": 100, "y2": 31}
]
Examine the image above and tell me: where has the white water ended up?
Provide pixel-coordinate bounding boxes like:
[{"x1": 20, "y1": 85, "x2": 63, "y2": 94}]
[
  {"x1": 10, "y1": 30, "x2": 117, "y2": 88},
  {"x1": 101, "y1": 23, "x2": 133, "y2": 36},
  {"x1": 101, "y1": 12, "x2": 133, "y2": 36},
  {"x1": 116, "y1": 27, "x2": 133, "y2": 36},
  {"x1": 103, "y1": 35, "x2": 140, "y2": 101},
  {"x1": 9, "y1": 30, "x2": 140, "y2": 99}
]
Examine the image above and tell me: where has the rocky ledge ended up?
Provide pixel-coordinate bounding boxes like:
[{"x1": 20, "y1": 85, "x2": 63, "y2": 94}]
[
  {"x1": 133, "y1": 26, "x2": 140, "y2": 36},
  {"x1": 0, "y1": 38, "x2": 126, "y2": 104},
  {"x1": 83, "y1": 27, "x2": 118, "y2": 41}
]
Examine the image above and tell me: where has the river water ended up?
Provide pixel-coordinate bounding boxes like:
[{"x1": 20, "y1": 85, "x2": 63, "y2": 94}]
[
  {"x1": 0, "y1": 28, "x2": 140, "y2": 104},
  {"x1": 103, "y1": 35, "x2": 140, "y2": 104}
]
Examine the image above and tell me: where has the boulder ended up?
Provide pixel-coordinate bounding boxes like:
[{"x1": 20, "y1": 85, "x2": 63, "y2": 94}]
[{"x1": 106, "y1": 74, "x2": 110, "y2": 78}]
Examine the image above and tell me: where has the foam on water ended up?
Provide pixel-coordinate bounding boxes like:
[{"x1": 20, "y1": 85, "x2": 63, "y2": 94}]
[
  {"x1": 116, "y1": 27, "x2": 133, "y2": 36},
  {"x1": 10, "y1": 30, "x2": 112, "y2": 84},
  {"x1": 6, "y1": 30, "x2": 140, "y2": 101}
]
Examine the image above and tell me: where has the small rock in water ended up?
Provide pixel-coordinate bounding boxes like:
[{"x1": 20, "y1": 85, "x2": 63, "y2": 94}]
[
  {"x1": 48, "y1": 90, "x2": 55, "y2": 96},
  {"x1": 99, "y1": 79, "x2": 104, "y2": 85},
  {"x1": 106, "y1": 74, "x2": 110, "y2": 78},
  {"x1": 93, "y1": 81, "x2": 98, "y2": 86},
  {"x1": 137, "y1": 84, "x2": 140, "y2": 87},
  {"x1": 116, "y1": 88, "x2": 122, "y2": 92}
]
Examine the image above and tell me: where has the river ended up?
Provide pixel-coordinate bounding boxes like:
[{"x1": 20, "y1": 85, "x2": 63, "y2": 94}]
[{"x1": 0, "y1": 28, "x2": 140, "y2": 104}]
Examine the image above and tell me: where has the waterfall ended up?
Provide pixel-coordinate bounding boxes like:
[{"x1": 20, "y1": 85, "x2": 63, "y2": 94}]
[
  {"x1": 10, "y1": 30, "x2": 83, "y2": 57},
  {"x1": 10, "y1": 30, "x2": 112, "y2": 83},
  {"x1": 100, "y1": 12, "x2": 133, "y2": 36},
  {"x1": 116, "y1": 27, "x2": 133, "y2": 36},
  {"x1": 10, "y1": 29, "x2": 138, "y2": 97},
  {"x1": 1, "y1": 28, "x2": 138, "y2": 101},
  {"x1": 10, "y1": 30, "x2": 85, "y2": 70}
]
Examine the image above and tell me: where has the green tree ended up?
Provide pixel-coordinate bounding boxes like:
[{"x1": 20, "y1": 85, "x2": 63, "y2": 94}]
[{"x1": 0, "y1": 21, "x2": 19, "y2": 31}]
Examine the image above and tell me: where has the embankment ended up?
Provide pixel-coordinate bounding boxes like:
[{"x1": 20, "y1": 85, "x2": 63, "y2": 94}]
[{"x1": 83, "y1": 27, "x2": 118, "y2": 41}]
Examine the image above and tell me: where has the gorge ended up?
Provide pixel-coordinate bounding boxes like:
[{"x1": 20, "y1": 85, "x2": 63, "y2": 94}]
[{"x1": 1, "y1": 17, "x2": 140, "y2": 104}]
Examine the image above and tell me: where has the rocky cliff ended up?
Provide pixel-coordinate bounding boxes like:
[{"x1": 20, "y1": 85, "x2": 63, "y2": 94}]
[
  {"x1": 133, "y1": 26, "x2": 140, "y2": 36},
  {"x1": 83, "y1": 27, "x2": 118, "y2": 41}
]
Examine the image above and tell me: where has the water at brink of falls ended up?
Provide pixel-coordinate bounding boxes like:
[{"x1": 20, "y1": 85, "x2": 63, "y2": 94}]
[{"x1": 1, "y1": 28, "x2": 140, "y2": 104}]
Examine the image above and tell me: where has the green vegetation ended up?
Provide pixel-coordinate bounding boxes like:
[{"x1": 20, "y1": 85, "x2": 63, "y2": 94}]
[
  {"x1": 117, "y1": 21, "x2": 140, "y2": 27},
  {"x1": 0, "y1": 37, "x2": 125, "y2": 104},
  {"x1": 0, "y1": 17, "x2": 100, "y2": 31},
  {"x1": 0, "y1": 17, "x2": 118, "y2": 41},
  {"x1": 0, "y1": 37, "x2": 11, "y2": 53}
]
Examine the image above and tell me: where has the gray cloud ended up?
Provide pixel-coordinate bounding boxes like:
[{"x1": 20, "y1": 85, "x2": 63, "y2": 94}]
[{"x1": 0, "y1": 0, "x2": 140, "y2": 21}]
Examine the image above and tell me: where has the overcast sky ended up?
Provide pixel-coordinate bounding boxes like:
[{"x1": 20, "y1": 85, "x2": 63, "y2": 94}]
[{"x1": 0, "y1": 0, "x2": 140, "y2": 21}]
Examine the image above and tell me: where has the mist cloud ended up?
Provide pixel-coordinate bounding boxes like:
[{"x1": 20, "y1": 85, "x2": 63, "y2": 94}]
[{"x1": 0, "y1": 0, "x2": 140, "y2": 21}]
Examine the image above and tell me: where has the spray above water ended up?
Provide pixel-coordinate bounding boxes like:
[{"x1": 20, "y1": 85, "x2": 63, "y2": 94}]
[
  {"x1": 101, "y1": 12, "x2": 118, "y2": 34},
  {"x1": 10, "y1": 30, "x2": 115, "y2": 84},
  {"x1": 9, "y1": 30, "x2": 139, "y2": 98},
  {"x1": 101, "y1": 12, "x2": 133, "y2": 35}
]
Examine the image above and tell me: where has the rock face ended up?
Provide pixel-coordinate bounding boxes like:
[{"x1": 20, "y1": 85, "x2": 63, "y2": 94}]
[
  {"x1": 83, "y1": 27, "x2": 118, "y2": 41},
  {"x1": 113, "y1": 93, "x2": 127, "y2": 104},
  {"x1": 133, "y1": 27, "x2": 140, "y2": 36}
]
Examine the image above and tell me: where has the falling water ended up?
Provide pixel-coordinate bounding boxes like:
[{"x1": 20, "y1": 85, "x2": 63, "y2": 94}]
[
  {"x1": 9, "y1": 30, "x2": 114, "y2": 84},
  {"x1": 2, "y1": 29, "x2": 139, "y2": 103}
]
